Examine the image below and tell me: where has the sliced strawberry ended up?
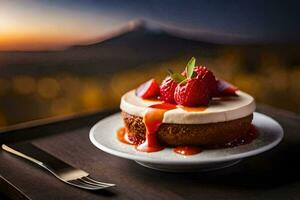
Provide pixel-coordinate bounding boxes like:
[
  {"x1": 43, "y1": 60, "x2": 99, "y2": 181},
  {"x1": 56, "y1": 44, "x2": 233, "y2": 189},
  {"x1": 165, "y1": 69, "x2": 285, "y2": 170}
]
[
  {"x1": 215, "y1": 80, "x2": 238, "y2": 96},
  {"x1": 136, "y1": 79, "x2": 160, "y2": 99},
  {"x1": 159, "y1": 76, "x2": 177, "y2": 103}
]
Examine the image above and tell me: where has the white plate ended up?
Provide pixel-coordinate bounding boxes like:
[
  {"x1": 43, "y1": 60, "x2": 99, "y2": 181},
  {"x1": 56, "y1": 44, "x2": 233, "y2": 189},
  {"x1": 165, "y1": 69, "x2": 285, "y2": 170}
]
[{"x1": 90, "y1": 112, "x2": 283, "y2": 172}]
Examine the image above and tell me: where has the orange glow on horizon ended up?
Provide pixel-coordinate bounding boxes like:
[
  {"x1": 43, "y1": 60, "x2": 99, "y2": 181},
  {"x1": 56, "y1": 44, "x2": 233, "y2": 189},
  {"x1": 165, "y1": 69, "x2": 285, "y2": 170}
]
[{"x1": 0, "y1": 32, "x2": 91, "y2": 51}]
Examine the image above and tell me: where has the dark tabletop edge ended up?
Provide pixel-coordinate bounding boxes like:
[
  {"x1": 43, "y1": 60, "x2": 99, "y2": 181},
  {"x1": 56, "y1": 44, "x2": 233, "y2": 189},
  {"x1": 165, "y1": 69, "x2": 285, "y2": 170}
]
[
  {"x1": 0, "y1": 176, "x2": 31, "y2": 200},
  {"x1": 0, "y1": 108, "x2": 119, "y2": 144},
  {"x1": 0, "y1": 108, "x2": 118, "y2": 134}
]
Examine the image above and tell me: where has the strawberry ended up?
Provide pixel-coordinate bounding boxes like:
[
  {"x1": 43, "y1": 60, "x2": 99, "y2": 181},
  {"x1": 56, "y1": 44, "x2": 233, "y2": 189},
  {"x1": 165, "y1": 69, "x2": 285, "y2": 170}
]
[
  {"x1": 172, "y1": 58, "x2": 217, "y2": 106},
  {"x1": 194, "y1": 66, "x2": 217, "y2": 97},
  {"x1": 136, "y1": 79, "x2": 160, "y2": 99},
  {"x1": 215, "y1": 80, "x2": 238, "y2": 96},
  {"x1": 174, "y1": 76, "x2": 210, "y2": 106},
  {"x1": 159, "y1": 76, "x2": 177, "y2": 103}
]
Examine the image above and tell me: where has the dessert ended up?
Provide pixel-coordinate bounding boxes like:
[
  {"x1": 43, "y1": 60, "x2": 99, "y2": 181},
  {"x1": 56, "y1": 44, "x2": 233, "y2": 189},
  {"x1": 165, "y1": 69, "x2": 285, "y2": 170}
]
[{"x1": 119, "y1": 57, "x2": 256, "y2": 155}]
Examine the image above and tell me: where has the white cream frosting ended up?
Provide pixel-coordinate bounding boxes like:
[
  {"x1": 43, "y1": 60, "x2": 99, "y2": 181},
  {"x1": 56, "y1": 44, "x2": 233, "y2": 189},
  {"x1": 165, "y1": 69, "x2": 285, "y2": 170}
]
[{"x1": 120, "y1": 90, "x2": 255, "y2": 124}]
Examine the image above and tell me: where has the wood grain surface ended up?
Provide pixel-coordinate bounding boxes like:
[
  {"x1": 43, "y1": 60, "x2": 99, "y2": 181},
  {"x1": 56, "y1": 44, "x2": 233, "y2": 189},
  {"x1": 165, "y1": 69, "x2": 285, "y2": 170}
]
[{"x1": 1, "y1": 105, "x2": 299, "y2": 200}]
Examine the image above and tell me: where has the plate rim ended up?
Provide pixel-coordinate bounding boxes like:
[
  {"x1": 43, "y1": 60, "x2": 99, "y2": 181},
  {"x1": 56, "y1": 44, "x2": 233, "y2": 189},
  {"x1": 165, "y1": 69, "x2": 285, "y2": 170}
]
[{"x1": 89, "y1": 112, "x2": 284, "y2": 164}]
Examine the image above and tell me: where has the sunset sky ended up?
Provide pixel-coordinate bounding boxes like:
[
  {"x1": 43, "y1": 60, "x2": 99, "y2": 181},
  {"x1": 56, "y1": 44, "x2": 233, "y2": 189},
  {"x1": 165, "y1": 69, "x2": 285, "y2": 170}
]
[
  {"x1": 0, "y1": 0, "x2": 128, "y2": 50},
  {"x1": 0, "y1": 0, "x2": 299, "y2": 51}
]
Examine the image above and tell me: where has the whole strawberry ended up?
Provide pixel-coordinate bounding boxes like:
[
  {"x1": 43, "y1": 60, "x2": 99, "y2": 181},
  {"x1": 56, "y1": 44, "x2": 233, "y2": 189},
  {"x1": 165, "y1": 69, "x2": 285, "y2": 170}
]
[
  {"x1": 171, "y1": 57, "x2": 217, "y2": 106},
  {"x1": 194, "y1": 66, "x2": 217, "y2": 97},
  {"x1": 174, "y1": 76, "x2": 210, "y2": 106},
  {"x1": 159, "y1": 76, "x2": 177, "y2": 103}
]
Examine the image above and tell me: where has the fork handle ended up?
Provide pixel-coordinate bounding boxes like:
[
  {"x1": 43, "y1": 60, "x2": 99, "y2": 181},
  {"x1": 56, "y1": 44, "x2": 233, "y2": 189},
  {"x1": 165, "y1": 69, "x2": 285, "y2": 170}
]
[
  {"x1": 2, "y1": 144, "x2": 44, "y2": 166},
  {"x1": 2, "y1": 143, "x2": 75, "y2": 172}
]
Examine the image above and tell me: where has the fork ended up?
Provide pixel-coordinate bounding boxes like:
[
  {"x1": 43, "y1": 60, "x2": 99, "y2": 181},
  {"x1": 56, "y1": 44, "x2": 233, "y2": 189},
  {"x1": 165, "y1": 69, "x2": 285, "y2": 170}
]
[{"x1": 1, "y1": 143, "x2": 115, "y2": 190}]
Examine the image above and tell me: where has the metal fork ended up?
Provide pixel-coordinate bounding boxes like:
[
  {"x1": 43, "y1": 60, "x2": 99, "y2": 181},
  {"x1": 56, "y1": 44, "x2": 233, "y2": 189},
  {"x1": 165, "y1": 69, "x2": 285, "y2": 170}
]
[{"x1": 1, "y1": 143, "x2": 115, "y2": 190}]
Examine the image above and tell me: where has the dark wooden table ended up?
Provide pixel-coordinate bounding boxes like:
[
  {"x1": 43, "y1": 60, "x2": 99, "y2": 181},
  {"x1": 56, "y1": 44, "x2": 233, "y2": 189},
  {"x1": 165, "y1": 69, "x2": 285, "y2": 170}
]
[{"x1": 1, "y1": 105, "x2": 300, "y2": 200}]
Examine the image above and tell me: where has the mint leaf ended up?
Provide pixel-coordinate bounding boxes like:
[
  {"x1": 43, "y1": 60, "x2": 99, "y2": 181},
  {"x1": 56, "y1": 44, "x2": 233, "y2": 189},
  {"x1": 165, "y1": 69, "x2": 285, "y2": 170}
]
[
  {"x1": 186, "y1": 57, "x2": 196, "y2": 79},
  {"x1": 179, "y1": 79, "x2": 188, "y2": 85},
  {"x1": 170, "y1": 73, "x2": 186, "y2": 84}
]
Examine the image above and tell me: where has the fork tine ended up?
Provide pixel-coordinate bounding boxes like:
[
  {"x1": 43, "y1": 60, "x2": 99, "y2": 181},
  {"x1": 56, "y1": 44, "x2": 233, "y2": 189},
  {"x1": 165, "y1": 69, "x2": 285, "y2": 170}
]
[
  {"x1": 70, "y1": 179, "x2": 99, "y2": 188},
  {"x1": 76, "y1": 179, "x2": 106, "y2": 189},
  {"x1": 80, "y1": 177, "x2": 112, "y2": 187},
  {"x1": 85, "y1": 176, "x2": 116, "y2": 186},
  {"x1": 69, "y1": 179, "x2": 106, "y2": 190}
]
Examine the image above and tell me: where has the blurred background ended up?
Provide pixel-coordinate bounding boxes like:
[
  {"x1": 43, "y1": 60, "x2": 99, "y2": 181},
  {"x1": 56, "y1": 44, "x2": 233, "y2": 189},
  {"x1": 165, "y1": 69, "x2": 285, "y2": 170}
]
[{"x1": 0, "y1": 0, "x2": 299, "y2": 128}]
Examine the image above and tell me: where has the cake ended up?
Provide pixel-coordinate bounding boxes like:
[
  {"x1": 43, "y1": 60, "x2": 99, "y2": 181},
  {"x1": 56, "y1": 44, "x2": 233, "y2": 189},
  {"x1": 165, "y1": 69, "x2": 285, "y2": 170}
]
[{"x1": 119, "y1": 57, "x2": 256, "y2": 154}]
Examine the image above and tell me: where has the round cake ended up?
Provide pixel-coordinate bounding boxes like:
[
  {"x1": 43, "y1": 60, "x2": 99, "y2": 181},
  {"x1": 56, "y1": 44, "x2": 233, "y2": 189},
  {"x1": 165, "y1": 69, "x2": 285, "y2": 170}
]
[
  {"x1": 118, "y1": 57, "x2": 256, "y2": 154},
  {"x1": 120, "y1": 90, "x2": 255, "y2": 147}
]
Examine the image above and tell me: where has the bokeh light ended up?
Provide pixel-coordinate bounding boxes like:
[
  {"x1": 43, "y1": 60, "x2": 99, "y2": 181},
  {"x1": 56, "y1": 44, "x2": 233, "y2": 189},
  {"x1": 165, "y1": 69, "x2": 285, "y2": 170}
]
[
  {"x1": 37, "y1": 78, "x2": 60, "y2": 99},
  {"x1": 12, "y1": 75, "x2": 36, "y2": 95},
  {"x1": 51, "y1": 97, "x2": 73, "y2": 116},
  {"x1": 80, "y1": 81, "x2": 104, "y2": 111}
]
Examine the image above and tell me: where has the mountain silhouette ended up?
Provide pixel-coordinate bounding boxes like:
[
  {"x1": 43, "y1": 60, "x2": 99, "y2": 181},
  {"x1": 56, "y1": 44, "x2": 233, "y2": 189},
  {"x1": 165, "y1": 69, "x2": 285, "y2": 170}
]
[
  {"x1": 0, "y1": 19, "x2": 298, "y2": 76},
  {"x1": 0, "y1": 19, "x2": 220, "y2": 76}
]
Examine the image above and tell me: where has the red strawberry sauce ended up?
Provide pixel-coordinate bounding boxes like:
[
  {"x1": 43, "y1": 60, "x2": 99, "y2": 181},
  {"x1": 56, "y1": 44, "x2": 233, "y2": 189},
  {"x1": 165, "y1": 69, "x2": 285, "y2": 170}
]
[
  {"x1": 179, "y1": 106, "x2": 207, "y2": 112},
  {"x1": 117, "y1": 127, "x2": 134, "y2": 145},
  {"x1": 136, "y1": 103, "x2": 177, "y2": 152}
]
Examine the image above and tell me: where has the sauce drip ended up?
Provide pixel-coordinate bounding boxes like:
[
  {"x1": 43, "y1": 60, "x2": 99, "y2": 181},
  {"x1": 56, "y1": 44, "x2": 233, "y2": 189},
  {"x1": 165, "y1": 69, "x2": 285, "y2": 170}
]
[
  {"x1": 117, "y1": 127, "x2": 135, "y2": 145},
  {"x1": 179, "y1": 106, "x2": 207, "y2": 112},
  {"x1": 117, "y1": 127, "x2": 144, "y2": 145},
  {"x1": 173, "y1": 146, "x2": 203, "y2": 155},
  {"x1": 136, "y1": 103, "x2": 177, "y2": 152}
]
